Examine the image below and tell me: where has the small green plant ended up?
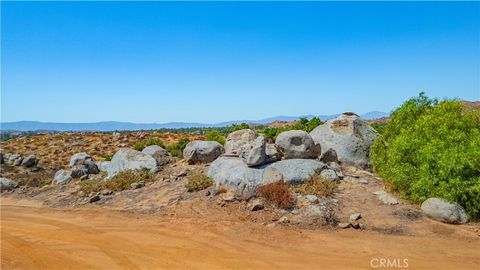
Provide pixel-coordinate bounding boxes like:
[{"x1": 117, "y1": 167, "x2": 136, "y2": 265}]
[
  {"x1": 79, "y1": 169, "x2": 154, "y2": 194},
  {"x1": 185, "y1": 171, "x2": 214, "y2": 192},
  {"x1": 103, "y1": 153, "x2": 113, "y2": 161},
  {"x1": 229, "y1": 123, "x2": 250, "y2": 132},
  {"x1": 133, "y1": 137, "x2": 165, "y2": 151},
  {"x1": 290, "y1": 173, "x2": 338, "y2": 197},
  {"x1": 258, "y1": 182, "x2": 293, "y2": 209},
  {"x1": 205, "y1": 130, "x2": 225, "y2": 145},
  {"x1": 166, "y1": 138, "x2": 190, "y2": 157}
]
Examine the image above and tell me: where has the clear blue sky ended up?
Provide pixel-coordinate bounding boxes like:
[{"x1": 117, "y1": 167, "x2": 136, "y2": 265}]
[{"x1": 1, "y1": 1, "x2": 479, "y2": 123}]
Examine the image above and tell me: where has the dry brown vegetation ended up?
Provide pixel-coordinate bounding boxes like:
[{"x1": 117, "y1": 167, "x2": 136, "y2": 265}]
[
  {"x1": 79, "y1": 169, "x2": 154, "y2": 194},
  {"x1": 258, "y1": 182, "x2": 293, "y2": 209},
  {"x1": 290, "y1": 173, "x2": 338, "y2": 197},
  {"x1": 1, "y1": 132, "x2": 201, "y2": 169}
]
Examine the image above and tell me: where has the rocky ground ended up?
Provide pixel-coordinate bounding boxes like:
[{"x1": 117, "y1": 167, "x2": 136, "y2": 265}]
[{"x1": 1, "y1": 115, "x2": 479, "y2": 269}]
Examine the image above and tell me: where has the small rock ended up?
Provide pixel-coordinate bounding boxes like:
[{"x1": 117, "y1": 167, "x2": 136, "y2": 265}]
[
  {"x1": 130, "y1": 182, "x2": 144, "y2": 189},
  {"x1": 13, "y1": 157, "x2": 23, "y2": 166},
  {"x1": 338, "y1": 222, "x2": 350, "y2": 229},
  {"x1": 320, "y1": 169, "x2": 340, "y2": 181},
  {"x1": 89, "y1": 194, "x2": 100, "y2": 203},
  {"x1": 21, "y1": 155, "x2": 37, "y2": 168},
  {"x1": 349, "y1": 213, "x2": 362, "y2": 222},
  {"x1": 359, "y1": 179, "x2": 369, "y2": 184},
  {"x1": 350, "y1": 222, "x2": 361, "y2": 229},
  {"x1": 222, "y1": 190, "x2": 236, "y2": 202},
  {"x1": 0, "y1": 177, "x2": 19, "y2": 192},
  {"x1": 101, "y1": 189, "x2": 113, "y2": 196},
  {"x1": 53, "y1": 169, "x2": 72, "y2": 185},
  {"x1": 278, "y1": 216, "x2": 289, "y2": 224},
  {"x1": 248, "y1": 198, "x2": 265, "y2": 211},
  {"x1": 204, "y1": 190, "x2": 211, "y2": 197},
  {"x1": 373, "y1": 191, "x2": 398, "y2": 205},
  {"x1": 79, "y1": 175, "x2": 88, "y2": 181}
]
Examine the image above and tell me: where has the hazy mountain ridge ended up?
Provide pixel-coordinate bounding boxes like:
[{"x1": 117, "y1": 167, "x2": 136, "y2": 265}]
[{"x1": 1, "y1": 111, "x2": 389, "y2": 132}]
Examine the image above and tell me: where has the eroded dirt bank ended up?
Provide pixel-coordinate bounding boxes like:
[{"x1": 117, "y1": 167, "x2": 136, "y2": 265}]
[{"x1": 1, "y1": 199, "x2": 479, "y2": 270}]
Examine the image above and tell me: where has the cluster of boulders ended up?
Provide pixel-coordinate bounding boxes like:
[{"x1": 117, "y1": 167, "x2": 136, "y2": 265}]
[
  {"x1": 53, "y1": 152, "x2": 100, "y2": 184},
  {"x1": 1, "y1": 153, "x2": 38, "y2": 168}
]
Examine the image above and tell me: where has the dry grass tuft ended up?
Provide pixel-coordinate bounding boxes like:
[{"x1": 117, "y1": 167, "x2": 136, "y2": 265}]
[
  {"x1": 185, "y1": 171, "x2": 214, "y2": 192},
  {"x1": 258, "y1": 182, "x2": 293, "y2": 209},
  {"x1": 290, "y1": 173, "x2": 338, "y2": 197},
  {"x1": 79, "y1": 169, "x2": 154, "y2": 195}
]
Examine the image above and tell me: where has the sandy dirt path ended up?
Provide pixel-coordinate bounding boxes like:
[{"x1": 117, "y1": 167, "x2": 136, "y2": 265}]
[{"x1": 1, "y1": 199, "x2": 479, "y2": 270}]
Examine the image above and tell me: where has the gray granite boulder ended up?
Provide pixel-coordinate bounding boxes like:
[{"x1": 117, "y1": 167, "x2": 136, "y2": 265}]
[
  {"x1": 275, "y1": 130, "x2": 321, "y2": 159},
  {"x1": 263, "y1": 159, "x2": 326, "y2": 183},
  {"x1": 183, "y1": 141, "x2": 224, "y2": 164},
  {"x1": 224, "y1": 129, "x2": 256, "y2": 156},
  {"x1": 245, "y1": 135, "x2": 267, "y2": 167},
  {"x1": 207, "y1": 157, "x2": 263, "y2": 188},
  {"x1": 69, "y1": 152, "x2": 91, "y2": 167},
  {"x1": 53, "y1": 169, "x2": 72, "y2": 185},
  {"x1": 142, "y1": 145, "x2": 171, "y2": 166},
  {"x1": 266, "y1": 143, "x2": 282, "y2": 162},
  {"x1": 21, "y1": 155, "x2": 37, "y2": 168},
  {"x1": 98, "y1": 161, "x2": 111, "y2": 172},
  {"x1": 69, "y1": 152, "x2": 99, "y2": 174},
  {"x1": 107, "y1": 148, "x2": 157, "y2": 178},
  {"x1": 0, "y1": 177, "x2": 19, "y2": 192},
  {"x1": 421, "y1": 198, "x2": 468, "y2": 224},
  {"x1": 310, "y1": 113, "x2": 379, "y2": 169}
]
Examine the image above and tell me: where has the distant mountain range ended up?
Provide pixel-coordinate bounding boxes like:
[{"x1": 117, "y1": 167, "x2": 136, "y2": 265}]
[{"x1": 0, "y1": 111, "x2": 389, "y2": 132}]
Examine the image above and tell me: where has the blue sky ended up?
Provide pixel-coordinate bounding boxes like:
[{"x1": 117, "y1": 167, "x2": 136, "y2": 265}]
[{"x1": 1, "y1": 1, "x2": 479, "y2": 123}]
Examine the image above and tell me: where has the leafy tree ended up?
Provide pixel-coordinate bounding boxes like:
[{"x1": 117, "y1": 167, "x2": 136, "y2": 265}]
[
  {"x1": 371, "y1": 93, "x2": 480, "y2": 220},
  {"x1": 205, "y1": 130, "x2": 226, "y2": 145}
]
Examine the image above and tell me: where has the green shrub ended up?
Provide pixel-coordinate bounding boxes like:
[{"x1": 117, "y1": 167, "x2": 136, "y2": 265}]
[
  {"x1": 103, "y1": 153, "x2": 113, "y2": 161},
  {"x1": 166, "y1": 138, "x2": 190, "y2": 157},
  {"x1": 133, "y1": 137, "x2": 165, "y2": 151},
  {"x1": 371, "y1": 93, "x2": 480, "y2": 220},
  {"x1": 370, "y1": 122, "x2": 387, "y2": 134},
  {"x1": 258, "y1": 117, "x2": 323, "y2": 140},
  {"x1": 205, "y1": 130, "x2": 225, "y2": 145},
  {"x1": 185, "y1": 171, "x2": 214, "y2": 192},
  {"x1": 229, "y1": 123, "x2": 250, "y2": 132}
]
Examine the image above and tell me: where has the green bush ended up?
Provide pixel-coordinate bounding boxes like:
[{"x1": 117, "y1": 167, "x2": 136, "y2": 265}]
[
  {"x1": 133, "y1": 137, "x2": 165, "y2": 151},
  {"x1": 185, "y1": 171, "x2": 214, "y2": 192},
  {"x1": 205, "y1": 130, "x2": 225, "y2": 145},
  {"x1": 258, "y1": 117, "x2": 323, "y2": 140},
  {"x1": 103, "y1": 153, "x2": 113, "y2": 161},
  {"x1": 371, "y1": 93, "x2": 480, "y2": 220},
  {"x1": 166, "y1": 138, "x2": 190, "y2": 158}
]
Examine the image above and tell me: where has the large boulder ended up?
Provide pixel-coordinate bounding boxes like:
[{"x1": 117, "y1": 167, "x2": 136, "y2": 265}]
[
  {"x1": 207, "y1": 157, "x2": 263, "y2": 188},
  {"x1": 266, "y1": 143, "x2": 282, "y2": 162},
  {"x1": 275, "y1": 130, "x2": 321, "y2": 159},
  {"x1": 69, "y1": 152, "x2": 99, "y2": 174},
  {"x1": 142, "y1": 145, "x2": 171, "y2": 166},
  {"x1": 69, "y1": 152, "x2": 91, "y2": 167},
  {"x1": 224, "y1": 129, "x2": 256, "y2": 156},
  {"x1": 245, "y1": 135, "x2": 267, "y2": 167},
  {"x1": 0, "y1": 177, "x2": 19, "y2": 192},
  {"x1": 183, "y1": 141, "x2": 224, "y2": 164},
  {"x1": 98, "y1": 161, "x2": 111, "y2": 172},
  {"x1": 53, "y1": 170, "x2": 72, "y2": 185},
  {"x1": 107, "y1": 148, "x2": 157, "y2": 178},
  {"x1": 310, "y1": 113, "x2": 379, "y2": 169},
  {"x1": 263, "y1": 159, "x2": 326, "y2": 183},
  {"x1": 21, "y1": 155, "x2": 37, "y2": 168},
  {"x1": 421, "y1": 198, "x2": 468, "y2": 224}
]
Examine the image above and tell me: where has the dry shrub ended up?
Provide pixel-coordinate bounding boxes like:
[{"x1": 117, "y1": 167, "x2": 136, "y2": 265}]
[
  {"x1": 185, "y1": 171, "x2": 214, "y2": 192},
  {"x1": 80, "y1": 169, "x2": 154, "y2": 194},
  {"x1": 290, "y1": 173, "x2": 337, "y2": 197},
  {"x1": 258, "y1": 182, "x2": 293, "y2": 209}
]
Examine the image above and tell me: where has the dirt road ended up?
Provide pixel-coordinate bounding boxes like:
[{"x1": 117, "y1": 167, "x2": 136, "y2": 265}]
[{"x1": 1, "y1": 199, "x2": 479, "y2": 270}]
